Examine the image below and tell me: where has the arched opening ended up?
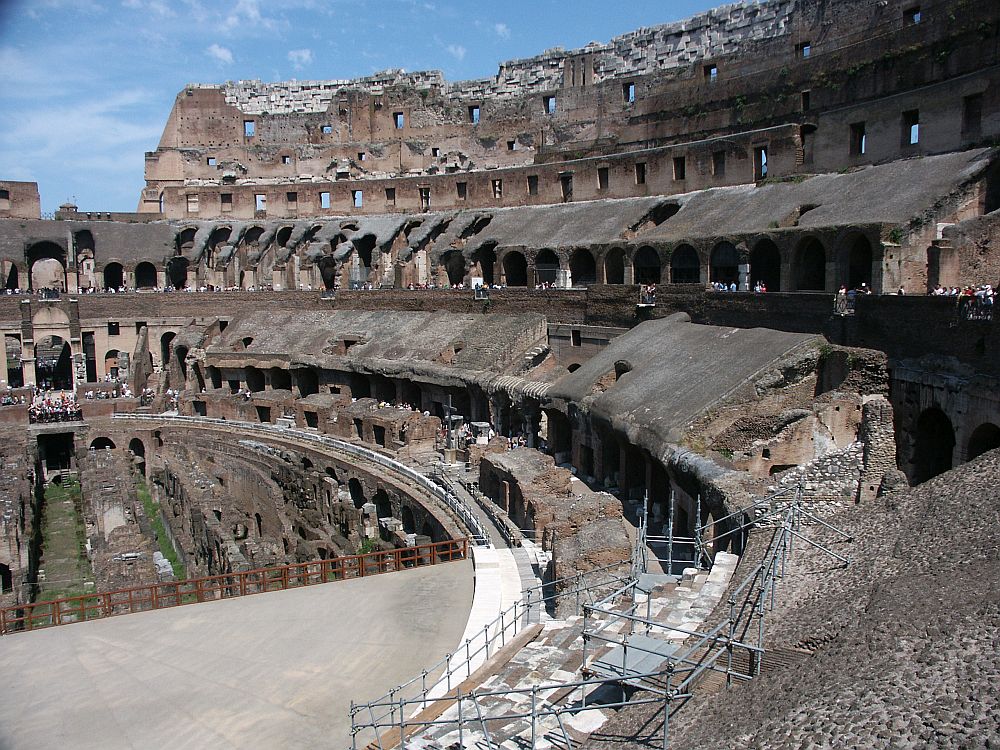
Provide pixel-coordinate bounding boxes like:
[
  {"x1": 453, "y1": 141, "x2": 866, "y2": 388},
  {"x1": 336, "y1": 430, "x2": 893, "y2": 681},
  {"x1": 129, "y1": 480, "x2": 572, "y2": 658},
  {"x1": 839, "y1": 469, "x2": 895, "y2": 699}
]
[
  {"x1": 27, "y1": 241, "x2": 66, "y2": 291},
  {"x1": 604, "y1": 248, "x2": 625, "y2": 284},
  {"x1": 276, "y1": 226, "x2": 293, "y2": 248},
  {"x1": 34, "y1": 336, "x2": 73, "y2": 390},
  {"x1": 669, "y1": 245, "x2": 699, "y2": 284},
  {"x1": 534, "y1": 249, "x2": 559, "y2": 286},
  {"x1": 847, "y1": 235, "x2": 873, "y2": 290},
  {"x1": 2, "y1": 261, "x2": 18, "y2": 291},
  {"x1": 567, "y1": 363, "x2": 582, "y2": 373},
  {"x1": 373, "y1": 489, "x2": 392, "y2": 519},
  {"x1": 166, "y1": 256, "x2": 190, "y2": 289},
  {"x1": 401, "y1": 505, "x2": 416, "y2": 534},
  {"x1": 176, "y1": 227, "x2": 196, "y2": 254},
  {"x1": 967, "y1": 422, "x2": 1000, "y2": 461},
  {"x1": 502, "y1": 251, "x2": 527, "y2": 287},
  {"x1": 128, "y1": 437, "x2": 146, "y2": 475},
  {"x1": 243, "y1": 226, "x2": 265, "y2": 249},
  {"x1": 292, "y1": 367, "x2": 319, "y2": 397},
  {"x1": 353, "y1": 235, "x2": 377, "y2": 283},
  {"x1": 269, "y1": 368, "x2": 292, "y2": 391},
  {"x1": 160, "y1": 331, "x2": 176, "y2": 368},
  {"x1": 794, "y1": 238, "x2": 826, "y2": 291},
  {"x1": 912, "y1": 407, "x2": 955, "y2": 484},
  {"x1": 245, "y1": 366, "x2": 265, "y2": 393},
  {"x1": 90, "y1": 437, "x2": 115, "y2": 450},
  {"x1": 104, "y1": 349, "x2": 120, "y2": 379},
  {"x1": 207, "y1": 226, "x2": 232, "y2": 260},
  {"x1": 74, "y1": 230, "x2": 95, "y2": 257},
  {"x1": 634, "y1": 246, "x2": 662, "y2": 284},
  {"x1": 348, "y1": 478, "x2": 365, "y2": 509},
  {"x1": 207, "y1": 366, "x2": 222, "y2": 390},
  {"x1": 750, "y1": 239, "x2": 781, "y2": 291},
  {"x1": 134, "y1": 261, "x2": 157, "y2": 289},
  {"x1": 710, "y1": 242, "x2": 740, "y2": 287},
  {"x1": 102, "y1": 262, "x2": 124, "y2": 291},
  {"x1": 441, "y1": 250, "x2": 466, "y2": 286},
  {"x1": 5, "y1": 334, "x2": 24, "y2": 387},
  {"x1": 569, "y1": 248, "x2": 596, "y2": 286},
  {"x1": 318, "y1": 256, "x2": 337, "y2": 291},
  {"x1": 470, "y1": 243, "x2": 496, "y2": 286}
]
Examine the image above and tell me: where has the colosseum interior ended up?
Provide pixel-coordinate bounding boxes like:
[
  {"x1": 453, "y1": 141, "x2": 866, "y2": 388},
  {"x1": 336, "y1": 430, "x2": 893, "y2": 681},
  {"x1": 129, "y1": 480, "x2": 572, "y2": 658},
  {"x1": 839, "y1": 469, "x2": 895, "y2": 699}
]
[{"x1": 1, "y1": 0, "x2": 999, "y2": 747}]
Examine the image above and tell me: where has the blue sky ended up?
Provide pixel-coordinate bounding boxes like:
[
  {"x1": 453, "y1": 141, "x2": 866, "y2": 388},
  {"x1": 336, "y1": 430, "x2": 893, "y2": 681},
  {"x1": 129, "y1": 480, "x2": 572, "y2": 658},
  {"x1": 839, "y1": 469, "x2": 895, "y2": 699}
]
[{"x1": 0, "y1": 0, "x2": 720, "y2": 214}]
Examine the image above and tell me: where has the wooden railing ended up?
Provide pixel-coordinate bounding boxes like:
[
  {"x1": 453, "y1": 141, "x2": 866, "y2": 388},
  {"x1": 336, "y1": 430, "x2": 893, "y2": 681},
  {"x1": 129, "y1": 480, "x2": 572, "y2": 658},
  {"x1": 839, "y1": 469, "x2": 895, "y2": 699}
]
[{"x1": 0, "y1": 538, "x2": 468, "y2": 636}]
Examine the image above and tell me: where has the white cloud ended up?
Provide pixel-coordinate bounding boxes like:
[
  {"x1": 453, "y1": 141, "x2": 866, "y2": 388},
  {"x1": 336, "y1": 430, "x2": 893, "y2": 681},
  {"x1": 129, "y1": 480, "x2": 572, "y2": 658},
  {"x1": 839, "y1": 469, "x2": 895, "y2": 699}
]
[
  {"x1": 287, "y1": 48, "x2": 313, "y2": 69},
  {"x1": 446, "y1": 44, "x2": 466, "y2": 61},
  {"x1": 206, "y1": 43, "x2": 234, "y2": 65},
  {"x1": 222, "y1": 0, "x2": 277, "y2": 33},
  {"x1": 494, "y1": 22, "x2": 510, "y2": 39}
]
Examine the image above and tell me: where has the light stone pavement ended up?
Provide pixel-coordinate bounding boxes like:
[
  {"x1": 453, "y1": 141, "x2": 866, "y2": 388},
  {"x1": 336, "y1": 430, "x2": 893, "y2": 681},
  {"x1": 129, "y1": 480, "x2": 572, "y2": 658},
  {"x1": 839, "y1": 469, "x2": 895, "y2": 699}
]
[{"x1": 0, "y1": 559, "x2": 474, "y2": 750}]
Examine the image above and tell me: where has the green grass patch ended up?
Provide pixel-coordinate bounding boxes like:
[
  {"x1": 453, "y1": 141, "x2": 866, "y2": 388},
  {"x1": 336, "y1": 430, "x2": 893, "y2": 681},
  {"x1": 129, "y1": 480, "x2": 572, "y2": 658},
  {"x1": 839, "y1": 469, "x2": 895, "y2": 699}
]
[
  {"x1": 136, "y1": 477, "x2": 185, "y2": 580},
  {"x1": 36, "y1": 478, "x2": 92, "y2": 603}
]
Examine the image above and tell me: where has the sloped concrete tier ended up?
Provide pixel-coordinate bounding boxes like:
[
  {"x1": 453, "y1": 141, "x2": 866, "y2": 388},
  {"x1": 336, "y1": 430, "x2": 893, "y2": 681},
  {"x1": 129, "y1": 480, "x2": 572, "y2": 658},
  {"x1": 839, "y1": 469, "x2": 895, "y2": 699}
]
[{"x1": 0, "y1": 561, "x2": 473, "y2": 750}]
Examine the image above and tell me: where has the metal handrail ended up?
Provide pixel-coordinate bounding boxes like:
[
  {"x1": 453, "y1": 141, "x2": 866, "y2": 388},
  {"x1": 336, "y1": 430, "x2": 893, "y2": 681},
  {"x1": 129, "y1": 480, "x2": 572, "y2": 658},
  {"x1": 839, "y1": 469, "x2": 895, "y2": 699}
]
[{"x1": 112, "y1": 414, "x2": 492, "y2": 545}]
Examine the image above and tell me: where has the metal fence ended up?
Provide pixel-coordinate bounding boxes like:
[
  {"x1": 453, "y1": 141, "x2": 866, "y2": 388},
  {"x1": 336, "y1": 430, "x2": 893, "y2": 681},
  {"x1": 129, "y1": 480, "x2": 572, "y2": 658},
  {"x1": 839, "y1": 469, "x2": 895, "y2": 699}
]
[{"x1": 0, "y1": 539, "x2": 467, "y2": 636}]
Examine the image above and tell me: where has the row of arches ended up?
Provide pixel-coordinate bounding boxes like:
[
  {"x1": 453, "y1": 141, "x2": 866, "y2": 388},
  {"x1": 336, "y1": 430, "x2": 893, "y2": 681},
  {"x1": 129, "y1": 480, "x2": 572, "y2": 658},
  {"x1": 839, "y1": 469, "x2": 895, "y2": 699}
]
[{"x1": 912, "y1": 408, "x2": 1000, "y2": 484}]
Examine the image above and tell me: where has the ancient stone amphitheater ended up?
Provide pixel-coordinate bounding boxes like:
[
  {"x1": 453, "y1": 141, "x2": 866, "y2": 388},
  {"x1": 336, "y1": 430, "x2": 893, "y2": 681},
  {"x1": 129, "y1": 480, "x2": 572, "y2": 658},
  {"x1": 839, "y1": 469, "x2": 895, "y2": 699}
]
[{"x1": 1, "y1": 0, "x2": 998, "y2": 747}]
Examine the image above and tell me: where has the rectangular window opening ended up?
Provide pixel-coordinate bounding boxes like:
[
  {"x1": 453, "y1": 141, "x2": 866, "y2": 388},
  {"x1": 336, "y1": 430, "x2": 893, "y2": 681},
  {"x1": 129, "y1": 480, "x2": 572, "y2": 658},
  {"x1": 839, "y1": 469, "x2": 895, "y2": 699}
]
[
  {"x1": 492, "y1": 179, "x2": 503, "y2": 199},
  {"x1": 962, "y1": 93, "x2": 983, "y2": 137},
  {"x1": 385, "y1": 187, "x2": 396, "y2": 205},
  {"x1": 393, "y1": 112, "x2": 404, "y2": 129},
  {"x1": 850, "y1": 122, "x2": 867, "y2": 156},
  {"x1": 673, "y1": 156, "x2": 686, "y2": 181},
  {"x1": 357, "y1": 152, "x2": 366, "y2": 161},
  {"x1": 527, "y1": 175, "x2": 538, "y2": 196},
  {"x1": 597, "y1": 167, "x2": 609, "y2": 191},
  {"x1": 0, "y1": 188, "x2": 9, "y2": 210},
  {"x1": 352, "y1": 190, "x2": 363, "y2": 208},
  {"x1": 431, "y1": 147, "x2": 440, "y2": 157},
  {"x1": 507, "y1": 140, "x2": 516, "y2": 151},
  {"x1": 419, "y1": 187, "x2": 430, "y2": 211},
  {"x1": 560, "y1": 173, "x2": 573, "y2": 203},
  {"x1": 186, "y1": 194, "x2": 199, "y2": 214},
  {"x1": 320, "y1": 191, "x2": 331, "y2": 209},
  {"x1": 801, "y1": 90, "x2": 811, "y2": 111},
  {"x1": 754, "y1": 145, "x2": 769, "y2": 181},
  {"x1": 902, "y1": 109, "x2": 920, "y2": 146},
  {"x1": 905, "y1": 5, "x2": 921, "y2": 24},
  {"x1": 543, "y1": 95, "x2": 556, "y2": 114},
  {"x1": 623, "y1": 82, "x2": 635, "y2": 104},
  {"x1": 282, "y1": 155, "x2": 292, "y2": 164},
  {"x1": 243, "y1": 120, "x2": 255, "y2": 137},
  {"x1": 712, "y1": 150, "x2": 726, "y2": 177},
  {"x1": 456, "y1": 181, "x2": 467, "y2": 200},
  {"x1": 468, "y1": 105, "x2": 480, "y2": 124},
  {"x1": 107, "y1": 322, "x2": 120, "y2": 336},
  {"x1": 797, "y1": 42, "x2": 811, "y2": 58},
  {"x1": 321, "y1": 124, "x2": 333, "y2": 134},
  {"x1": 220, "y1": 193, "x2": 233, "y2": 211},
  {"x1": 571, "y1": 329, "x2": 582, "y2": 347},
  {"x1": 254, "y1": 193, "x2": 266, "y2": 212},
  {"x1": 207, "y1": 157, "x2": 216, "y2": 166},
  {"x1": 704, "y1": 64, "x2": 718, "y2": 83},
  {"x1": 635, "y1": 162, "x2": 646, "y2": 185}
]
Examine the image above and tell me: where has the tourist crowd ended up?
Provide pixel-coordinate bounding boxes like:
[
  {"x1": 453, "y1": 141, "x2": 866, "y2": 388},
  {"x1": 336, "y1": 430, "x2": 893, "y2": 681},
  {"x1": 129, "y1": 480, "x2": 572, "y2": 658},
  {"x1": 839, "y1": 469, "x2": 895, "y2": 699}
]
[{"x1": 28, "y1": 391, "x2": 82, "y2": 423}]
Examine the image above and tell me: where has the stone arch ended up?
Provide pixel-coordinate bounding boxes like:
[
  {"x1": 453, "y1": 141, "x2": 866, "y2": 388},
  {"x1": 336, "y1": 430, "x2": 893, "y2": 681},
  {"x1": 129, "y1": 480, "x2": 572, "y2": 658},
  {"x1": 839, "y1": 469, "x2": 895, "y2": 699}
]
[
  {"x1": 401, "y1": 505, "x2": 416, "y2": 534},
  {"x1": 176, "y1": 227, "x2": 197, "y2": 254},
  {"x1": 669, "y1": 244, "x2": 699, "y2": 284},
  {"x1": 845, "y1": 233, "x2": 873, "y2": 290},
  {"x1": 967, "y1": 422, "x2": 1000, "y2": 461},
  {"x1": 441, "y1": 250, "x2": 466, "y2": 286},
  {"x1": 470, "y1": 243, "x2": 496, "y2": 286},
  {"x1": 502, "y1": 251, "x2": 527, "y2": 287},
  {"x1": 750, "y1": 238, "x2": 781, "y2": 291},
  {"x1": 243, "y1": 226, "x2": 266, "y2": 249},
  {"x1": 275, "y1": 226, "x2": 293, "y2": 248},
  {"x1": 269, "y1": 368, "x2": 292, "y2": 391},
  {"x1": 34, "y1": 335, "x2": 72, "y2": 390},
  {"x1": 794, "y1": 237, "x2": 827, "y2": 291},
  {"x1": 103, "y1": 262, "x2": 124, "y2": 290},
  {"x1": 534, "y1": 248, "x2": 560, "y2": 286},
  {"x1": 128, "y1": 437, "x2": 146, "y2": 475},
  {"x1": 90, "y1": 437, "x2": 115, "y2": 450},
  {"x1": 160, "y1": 331, "x2": 176, "y2": 368},
  {"x1": 104, "y1": 349, "x2": 120, "y2": 379},
  {"x1": 633, "y1": 246, "x2": 662, "y2": 284},
  {"x1": 912, "y1": 407, "x2": 955, "y2": 484},
  {"x1": 710, "y1": 241, "x2": 740, "y2": 286},
  {"x1": 293, "y1": 367, "x2": 319, "y2": 397},
  {"x1": 373, "y1": 488, "x2": 391, "y2": 519},
  {"x1": 166, "y1": 256, "x2": 189, "y2": 289},
  {"x1": 604, "y1": 248, "x2": 625, "y2": 284},
  {"x1": 135, "y1": 261, "x2": 157, "y2": 289},
  {"x1": 569, "y1": 248, "x2": 596, "y2": 286},
  {"x1": 245, "y1": 366, "x2": 265, "y2": 393},
  {"x1": 348, "y1": 478, "x2": 365, "y2": 509},
  {"x1": 27, "y1": 241, "x2": 67, "y2": 291}
]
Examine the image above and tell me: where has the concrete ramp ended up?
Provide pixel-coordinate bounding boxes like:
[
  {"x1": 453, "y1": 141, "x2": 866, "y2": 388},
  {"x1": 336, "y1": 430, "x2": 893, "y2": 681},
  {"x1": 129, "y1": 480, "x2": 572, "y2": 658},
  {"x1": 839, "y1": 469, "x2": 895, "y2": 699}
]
[{"x1": 0, "y1": 560, "x2": 473, "y2": 750}]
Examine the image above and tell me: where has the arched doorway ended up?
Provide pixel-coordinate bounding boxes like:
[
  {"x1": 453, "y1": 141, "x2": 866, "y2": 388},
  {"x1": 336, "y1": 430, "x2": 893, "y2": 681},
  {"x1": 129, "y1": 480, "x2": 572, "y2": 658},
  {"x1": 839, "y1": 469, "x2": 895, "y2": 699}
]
[
  {"x1": 34, "y1": 336, "x2": 73, "y2": 390},
  {"x1": 470, "y1": 243, "x2": 496, "y2": 286},
  {"x1": 348, "y1": 478, "x2": 365, "y2": 509},
  {"x1": 245, "y1": 366, "x2": 265, "y2": 393},
  {"x1": 373, "y1": 489, "x2": 391, "y2": 519},
  {"x1": 90, "y1": 437, "x2": 115, "y2": 450},
  {"x1": 104, "y1": 350, "x2": 120, "y2": 379},
  {"x1": 502, "y1": 251, "x2": 527, "y2": 287},
  {"x1": 103, "y1": 262, "x2": 124, "y2": 291},
  {"x1": 912, "y1": 407, "x2": 955, "y2": 484},
  {"x1": 605, "y1": 248, "x2": 625, "y2": 284},
  {"x1": 317, "y1": 256, "x2": 337, "y2": 291},
  {"x1": 269, "y1": 368, "x2": 291, "y2": 391},
  {"x1": 967, "y1": 422, "x2": 1000, "y2": 461},
  {"x1": 27, "y1": 241, "x2": 67, "y2": 291},
  {"x1": 166, "y1": 256, "x2": 189, "y2": 289},
  {"x1": 534, "y1": 249, "x2": 559, "y2": 286},
  {"x1": 710, "y1": 242, "x2": 740, "y2": 287},
  {"x1": 569, "y1": 248, "x2": 596, "y2": 286},
  {"x1": 134, "y1": 262, "x2": 157, "y2": 289},
  {"x1": 441, "y1": 250, "x2": 466, "y2": 286},
  {"x1": 633, "y1": 246, "x2": 662, "y2": 284},
  {"x1": 401, "y1": 505, "x2": 416, "y2": 534},
  {"x1": 175, "y1": 345, "x2": 189, "y2": 381},
  {"x1": 794, "y1": 238, "x2": 826, "y2": 291},
  {"x1": 750, "y1": 239, "x2": 781, "y2": 291},
  {"x1": 129, "y1": 437, "x2": 146, "y2": 475},
  {"x1": 160, "y1": 332, "x2": 176, "y2": 368},
  {"x1": 847, "y1": 235, "x2": 873, "y2": 290},
  {"x1": 669, "y1": 245, "x2": 699, "y2": 283}
]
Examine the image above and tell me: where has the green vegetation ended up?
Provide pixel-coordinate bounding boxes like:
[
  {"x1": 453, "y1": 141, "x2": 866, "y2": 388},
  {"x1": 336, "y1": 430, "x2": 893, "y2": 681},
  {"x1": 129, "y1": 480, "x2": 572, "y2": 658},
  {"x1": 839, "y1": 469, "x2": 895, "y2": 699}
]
[
  {"x1": 357, "y1": 537, "x2": 378, "y2": 555},
  {"x1": 36, "y1": 478, "x2": 91, "y2": 603},
  {"x1": 136, "y1": 477, "x2": 185, "y2": 580}
]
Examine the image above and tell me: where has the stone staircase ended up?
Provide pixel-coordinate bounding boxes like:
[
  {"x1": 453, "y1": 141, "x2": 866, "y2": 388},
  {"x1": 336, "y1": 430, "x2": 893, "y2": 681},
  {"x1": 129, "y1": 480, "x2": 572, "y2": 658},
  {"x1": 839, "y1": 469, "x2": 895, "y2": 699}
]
[{"x1": 377, "y1": 554, "x2": 738, "y2": 750}]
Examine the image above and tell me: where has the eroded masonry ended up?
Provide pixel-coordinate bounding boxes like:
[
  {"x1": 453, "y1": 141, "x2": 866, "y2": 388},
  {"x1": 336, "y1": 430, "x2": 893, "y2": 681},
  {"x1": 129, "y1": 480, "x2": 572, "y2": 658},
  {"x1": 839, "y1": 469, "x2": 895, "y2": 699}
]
[{"x1": 1, "y1": 1, "x2": 999, "y2": 748}]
